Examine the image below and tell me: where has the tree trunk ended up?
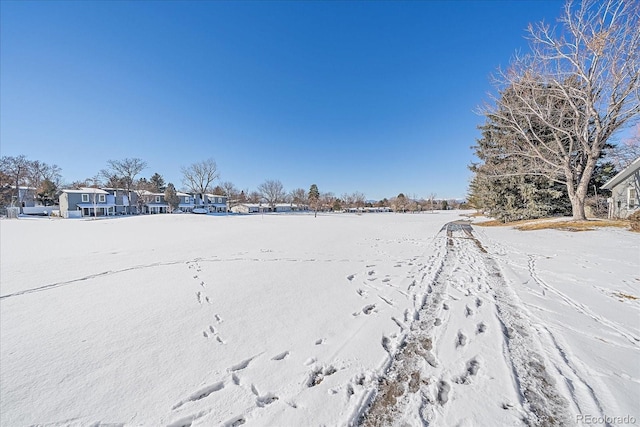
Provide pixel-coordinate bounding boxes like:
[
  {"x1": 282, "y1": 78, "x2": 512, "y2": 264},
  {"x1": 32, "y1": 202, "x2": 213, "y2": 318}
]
[
  {"x1": 567, "y1": 154, "x2": 599, "y2": 221},
  {"x1": 569, "y1": 192, "x2": 587, "y2": 220}
]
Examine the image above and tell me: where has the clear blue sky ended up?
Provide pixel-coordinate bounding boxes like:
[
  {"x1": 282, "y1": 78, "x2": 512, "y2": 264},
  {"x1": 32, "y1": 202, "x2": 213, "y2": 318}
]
[{"x1": 1, "y1": 0, "x2": 565, "y2": 200}]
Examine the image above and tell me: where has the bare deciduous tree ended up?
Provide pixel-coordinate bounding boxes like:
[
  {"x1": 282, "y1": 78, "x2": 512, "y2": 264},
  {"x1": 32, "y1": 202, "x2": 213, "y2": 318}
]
[
  {"x1": 320, "y1": 191, "x2": 336, "y2": 212},
  {"x1": 352, "y1": 191, "x2": 366, "y2": 210},
  {"x1": 102, "y1": 158, "x2": 147, "y2": 213},
  {"x1": 247, "y1": 191, "x2": 262, "y2": 204},
  {"x1": 0, "y1": 155, "x2": 31, "y2": 212},
  {"x1": 482, "y1": 0, "x2": 640, "y2": 220},
  {"x1": 220, "y1": 181, "x2": 239, "y2": 212},
  {"x1": 290, "y1": 188, "x2": 307, "y2": 205},
  {"x1": 607, "y1": 124, "x2": 640, "y2": 170},
  {"x1": 181, "y1": 159, "x2": 220, "y2": 210},
  {"x1": 258, "y1": 179, "x2": 285, "y2": 210},
  {"x1": 0, "y1": 156, "x2": 62, "y2": 212}
]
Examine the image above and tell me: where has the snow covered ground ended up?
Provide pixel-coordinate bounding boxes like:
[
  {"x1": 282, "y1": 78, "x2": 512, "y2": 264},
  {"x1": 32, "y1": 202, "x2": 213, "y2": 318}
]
[{"x1": 0, "y1": 212, "x2": 637, "y2": 426}]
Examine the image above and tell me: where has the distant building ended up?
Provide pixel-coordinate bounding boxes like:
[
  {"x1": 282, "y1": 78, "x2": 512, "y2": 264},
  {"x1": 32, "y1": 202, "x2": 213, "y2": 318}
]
[
  {"x1": 102, "y1": 188, "x2": 137, "y2": 214},
  {"x1": 602, "y1": 157, "x2": 640, "y2": 219},
  {"x1": 231, "y1": 203, "x2": 261, "y2": 214},
  {"x1": 8, "y1": 186, "x2": 37, "y2": 208},
  {"x1": 59, "y1": 188, "x2": 113, "y2": 218},
  {"x1": 205, "y1": 194, "x2": 228, "y2": 213}
]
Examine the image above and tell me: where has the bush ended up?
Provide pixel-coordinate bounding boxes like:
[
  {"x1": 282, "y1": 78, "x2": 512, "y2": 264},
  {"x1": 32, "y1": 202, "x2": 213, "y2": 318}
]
[{"x1": 629, "y1": 210, "x2": 640, "y2": 232}]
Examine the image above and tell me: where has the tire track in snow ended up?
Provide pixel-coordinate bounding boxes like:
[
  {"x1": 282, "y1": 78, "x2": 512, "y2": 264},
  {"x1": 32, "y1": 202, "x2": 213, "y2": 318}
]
[
  {"x1": 356, "y1": 221, "x2": 572, "y2": 427},
  {"x1": 0, "y1": 260, "x2": 188, "y2": 299},
  {"x1": 526, "y1": 255, "x2": 639, "y2": 346},
  {"x1": 0, "y1": 256, "x2": 388, "y2": 300}
]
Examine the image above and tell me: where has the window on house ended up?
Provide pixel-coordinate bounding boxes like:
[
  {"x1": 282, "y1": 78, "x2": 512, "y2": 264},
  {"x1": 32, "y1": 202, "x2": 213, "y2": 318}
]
[
  {"x1": 156, "y1": 196, "x2": 161, "y2": 203},
  {"x1": 218, "y1": 197, "x2": 222, "y2": 203},
  {"x1": 629, "y1": 188, "x2": 637, "y2": 208},
  {"x1": 99, "y1": 194, "x2": 106, "y2": 203},
  {"x1": 82, "y1": 194, "x2": 89, "y2": 203},
  {"x1": 185, "y1": 196, "x2": 190, "y2": 203}
]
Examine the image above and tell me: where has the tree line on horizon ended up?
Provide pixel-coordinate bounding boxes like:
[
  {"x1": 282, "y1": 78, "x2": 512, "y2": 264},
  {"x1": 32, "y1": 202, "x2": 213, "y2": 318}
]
[
  {"x1": 0, "y1": 155, "x2": 463, "y2": 214},
  {"x1": 468, "y1": 0, "x2": 639, "y2": 222}
]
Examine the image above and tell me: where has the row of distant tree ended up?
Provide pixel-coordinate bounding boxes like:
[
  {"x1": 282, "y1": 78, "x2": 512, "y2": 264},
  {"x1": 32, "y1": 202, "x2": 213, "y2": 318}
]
[
  {"x1": 0, "y1": 155, "x2": 462, "y2": 213},
  {"x1": 468, "y1": 0, "x2": 639, "y2": 222}
]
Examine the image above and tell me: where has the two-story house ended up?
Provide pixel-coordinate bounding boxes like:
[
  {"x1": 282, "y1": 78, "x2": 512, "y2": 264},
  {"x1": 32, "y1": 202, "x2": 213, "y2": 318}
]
[
  {"x1": 59, "y1": 188, "x2": 114, "y2": 218},
  {"x1": 204, "y1": 194, "x2": 228, "y2": 213},
  {"x1": 103, "y1": 188, "x2": 138, "y2": 215}
]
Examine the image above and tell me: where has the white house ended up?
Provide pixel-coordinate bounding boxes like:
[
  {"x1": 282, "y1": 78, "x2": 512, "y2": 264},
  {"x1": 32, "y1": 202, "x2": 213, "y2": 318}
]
[
  {"x1": 602, "y1": 157, "x2": 640, "y2": 219},
  {"x1": 231, "y1": 203, "x2": 261, "y2": 214}
]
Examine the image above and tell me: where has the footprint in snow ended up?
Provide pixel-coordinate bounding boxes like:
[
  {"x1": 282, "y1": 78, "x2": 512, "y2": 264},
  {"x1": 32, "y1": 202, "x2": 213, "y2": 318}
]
[
  {"x1": 467, "y1": 358, "x2": 480, "y2": 376},
  {"x1": 456, "y1": 331, "x2": 468, "y2": 348},
  {"x1": 362, "y1": 304, "x2": 376, "y2": 315},
  {"x1": 228, "y1": 357, "x2": 255, "y2": 372},
  {"x1": 437, "y1": 380, "x2": 451, "y2": 405},
  {"x1": 272, "y1": 351, "x2": 290, "y2": 361},
  {"x1": 222, "y1": 416, "x2": 246, "y2": 427},
  {"x1": 465, "y1": 305, "x2": 474, "y2": 317},
  {"x1": 307, "y1": 365, "x2": 337, "y2": 387},
  {"x1": 172, "y1": 381, "x2": 225, "y2": 410}
]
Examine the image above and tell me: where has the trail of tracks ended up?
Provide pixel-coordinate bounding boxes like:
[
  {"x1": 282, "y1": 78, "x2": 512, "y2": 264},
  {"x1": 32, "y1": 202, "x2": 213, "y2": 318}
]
[{"x1": 357, "y1": 221, "x2": 572, "y2": 427}]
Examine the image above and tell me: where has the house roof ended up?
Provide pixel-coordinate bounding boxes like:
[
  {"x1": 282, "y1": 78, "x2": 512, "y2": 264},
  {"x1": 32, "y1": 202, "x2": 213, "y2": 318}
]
[
  {"x1": 62, "y1": 187, "x2": 109, "y2": 195},
  {"x1": 601, "y1": 157, "x2": 640, "y2": 190}
]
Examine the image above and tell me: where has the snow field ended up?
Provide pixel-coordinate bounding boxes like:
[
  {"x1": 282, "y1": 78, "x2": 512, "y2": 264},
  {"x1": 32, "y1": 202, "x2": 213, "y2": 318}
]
[
  {"x1": 1, "y1": 212, "x2": 638, "y2": 426},
  {"x1": 1, "y1": 213, "x2": 456, "y2": 426}
]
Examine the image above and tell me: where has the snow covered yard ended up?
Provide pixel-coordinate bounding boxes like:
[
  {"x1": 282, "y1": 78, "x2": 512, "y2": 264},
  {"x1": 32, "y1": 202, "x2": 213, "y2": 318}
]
[
  {"x1": 475, "y1": 222, "x2": 640, "y2": 426},
  {"x1": 0, "y1": 213, "x2": 638, "y2": 426}
]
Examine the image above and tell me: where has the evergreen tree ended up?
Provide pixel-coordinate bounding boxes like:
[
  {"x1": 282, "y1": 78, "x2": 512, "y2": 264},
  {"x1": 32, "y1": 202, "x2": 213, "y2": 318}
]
[
  {"x1": 150, "y1": 173, "x2": 166, "y2": 192},
  {"x1": 470, "y1": 119, "x2": 570, "y2": 222},
  {"x1": 164, "y1": 183, "x2": 180, "y2": 213},
  {"x1": 37, "y1": 178, "x2": 58, "y2": 206},
  {"x1": 308, "y1": 184, "x2": 320, "y2": 217}
]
